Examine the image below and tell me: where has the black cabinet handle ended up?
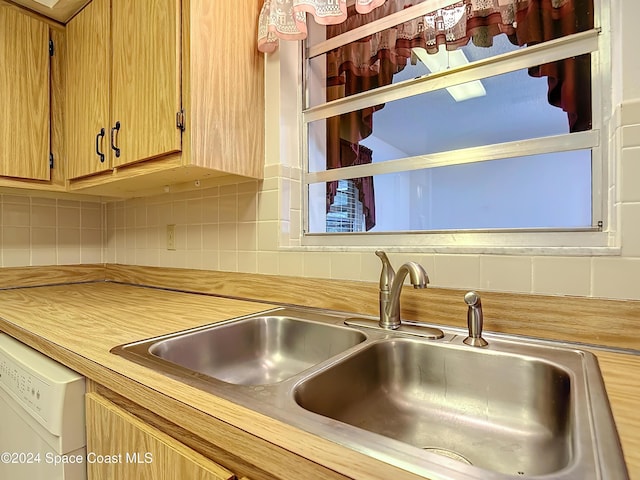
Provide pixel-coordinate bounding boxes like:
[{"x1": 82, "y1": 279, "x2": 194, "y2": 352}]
[
  {"x1": 95, "y1": 128, "x2": 105, "y2": 163},
  {"x1": 110, "y1": 121, "x2": 121, "y2": 158}
]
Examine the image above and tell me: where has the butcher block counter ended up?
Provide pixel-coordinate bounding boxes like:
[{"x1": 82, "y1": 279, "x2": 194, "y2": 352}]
[{"x1": 0, "y1": 278, "x2": 638, "y2": 479}]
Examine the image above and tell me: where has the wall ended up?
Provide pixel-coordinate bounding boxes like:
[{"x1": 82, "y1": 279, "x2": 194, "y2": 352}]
[
  {"x1": 0, "y1": 193, "x2": 102, "y2": 266},
  {"x1": 4, "y1": 1, "x2": 640, "y2": 303}
]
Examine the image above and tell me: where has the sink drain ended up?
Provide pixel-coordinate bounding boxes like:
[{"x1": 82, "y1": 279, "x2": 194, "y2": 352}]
[{"x1": 423, "y1": 447, "x2": 472, "y2": 465}]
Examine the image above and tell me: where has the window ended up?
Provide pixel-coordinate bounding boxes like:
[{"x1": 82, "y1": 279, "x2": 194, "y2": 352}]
[
  {"x1": 325, "y1": 179, "x2": 366, "y2": 232},
  {"x1": 301, "y1": 0, "x2": 608, "y2": 248}
]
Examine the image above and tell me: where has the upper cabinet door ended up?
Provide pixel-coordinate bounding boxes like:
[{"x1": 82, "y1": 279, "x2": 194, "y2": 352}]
[
  {"x1": 0, "y1": 5, "x2": 50, "y2": 180},
  {"x1": 110, "y1": 0, "x2": 182, "y2": 168},
  {"x1": 65, "y1": 0, "x2": 111, "y2": 179}
]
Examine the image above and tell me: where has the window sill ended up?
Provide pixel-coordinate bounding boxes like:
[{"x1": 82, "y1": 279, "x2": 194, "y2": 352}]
[{"x1": 296, "y1": 230, "x2": 619, "y2": 256}]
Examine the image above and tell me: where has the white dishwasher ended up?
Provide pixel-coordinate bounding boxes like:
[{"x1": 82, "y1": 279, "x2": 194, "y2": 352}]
[{"x1": 0, "y1": 333, "x2": 87, "y2": 480}]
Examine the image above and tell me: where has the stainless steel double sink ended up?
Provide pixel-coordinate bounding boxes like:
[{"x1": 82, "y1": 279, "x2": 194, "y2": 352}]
[{"x1": 111, "y1": 307, "x2": 628, "y2": 479}]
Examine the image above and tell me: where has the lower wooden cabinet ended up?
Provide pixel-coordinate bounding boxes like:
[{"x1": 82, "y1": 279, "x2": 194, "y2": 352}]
[{"x1": 85, "y1": 393, "x2": 234, "y2": 480}]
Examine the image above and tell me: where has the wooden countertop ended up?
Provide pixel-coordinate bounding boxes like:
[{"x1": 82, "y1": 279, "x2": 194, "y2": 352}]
[{"x1": 0, "y1": 281, "x2": 638, "y2": 479}]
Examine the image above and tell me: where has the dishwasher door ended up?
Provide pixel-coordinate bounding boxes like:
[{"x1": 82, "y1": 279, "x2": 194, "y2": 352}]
[{"x1": 0, "y1": 333, "x2": 86, "y2": 480}]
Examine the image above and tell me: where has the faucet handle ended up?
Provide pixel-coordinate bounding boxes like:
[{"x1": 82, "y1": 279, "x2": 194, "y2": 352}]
[
  {"x1": 463, "y1": 291, "x2": 488, "y2": 347},
  {"x1": 375, "y1": 250, "x2": 395, "y2": 292}
]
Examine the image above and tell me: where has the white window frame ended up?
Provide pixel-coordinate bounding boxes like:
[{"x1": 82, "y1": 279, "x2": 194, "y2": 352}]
[{"x1": 294, "y1": 0, "x2": 615, "y2": 253}]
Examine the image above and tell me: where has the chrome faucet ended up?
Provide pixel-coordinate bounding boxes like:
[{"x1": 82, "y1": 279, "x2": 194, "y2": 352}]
[
  {"x1": 375, "y1": 250, "x2": 429, "y2": 329},
  {"x1": 463, "y1": 291, "x2": 488, "y2": 347}
]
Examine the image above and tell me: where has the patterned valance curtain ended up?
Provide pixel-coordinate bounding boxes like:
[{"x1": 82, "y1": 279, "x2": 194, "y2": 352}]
[
  {"x1": 258, "y1": 0, "x2": 593, "y2": 131},
  {"x1": 258, "y1": 0, "x2": 386, "y2": 53}
]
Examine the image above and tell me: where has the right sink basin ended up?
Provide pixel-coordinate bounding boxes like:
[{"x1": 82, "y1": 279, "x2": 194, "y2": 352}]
[
  {"x1": 293, "y1": 336, "x2": 628, "y2": 479},
  {"x1": 294, "y1": 338, "x2": 572, "y2": 476}
]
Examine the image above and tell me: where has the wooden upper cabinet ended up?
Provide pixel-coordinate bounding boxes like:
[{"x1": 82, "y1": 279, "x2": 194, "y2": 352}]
[
  {"x1": 186, "y1": 0, "x2": 264, "y2": 179},
  {"x1": 66, "y1": 0, "x2": 264, "y2": 195},
  {"x1": 0, "y1": 4, "x2": 50, "y2": 180},
  {"x1": 65, "y1": 0, "x2": 110, "y2": 179},
  {"x1": 66, "y1": 0, "x2": 181, "y2": 179},
  {"x1": 110, "y1": 0, "x2": 181, "y2": 167}
]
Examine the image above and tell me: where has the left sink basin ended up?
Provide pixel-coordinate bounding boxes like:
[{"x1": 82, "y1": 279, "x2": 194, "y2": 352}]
[{"x1": 111, "y1": 308, "x2": 366, "y2": 385}]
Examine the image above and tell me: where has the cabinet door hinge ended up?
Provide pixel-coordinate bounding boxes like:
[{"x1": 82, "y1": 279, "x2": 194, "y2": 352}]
[
  {"x1": 176, "y1": 109, "x2": 185, "y2": 132},
  {"x1": 49, "y1": 39, "x2": 54, "y2": 56},
  {"x1": 49, "y1": 153, "x2": 54, "y2": 169}
]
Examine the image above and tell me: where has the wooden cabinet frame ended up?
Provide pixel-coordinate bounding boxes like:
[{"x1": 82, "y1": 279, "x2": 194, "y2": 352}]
[{"x1": 65, "y1": 0, "x2": 264, "y2": 198}]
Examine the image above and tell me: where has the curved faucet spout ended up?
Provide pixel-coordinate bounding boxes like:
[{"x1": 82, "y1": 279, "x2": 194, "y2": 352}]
[{"x1": 381, "y1": 261, "x2": 429, "y2": 329}]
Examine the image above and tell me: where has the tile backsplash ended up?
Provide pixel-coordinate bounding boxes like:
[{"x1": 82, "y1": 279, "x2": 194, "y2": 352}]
[{"x1": 0, "y1": 194, "x2": 102, "y2": 267}]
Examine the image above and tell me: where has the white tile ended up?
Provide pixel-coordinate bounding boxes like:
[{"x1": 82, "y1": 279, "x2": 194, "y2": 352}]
[
  {"x1": 279, "y1": 220, "x2": 291, "y2": 247},
  {"x1": 238, "y1": 180, "x2": 259, "y2": 194},
  {"x1": 532, "y1": 256, "x2": 591, "y2": 296},
  {"x1": 134, "y1": 205, "x2": 146, "y2": 227},
  {"x1": 257, "y1": 252, "x2": 279, "y2": 275},
  {"x1": 186, "y1": 225, "x2": 203, "y2": 251},
  {"x1": 257, "y1": 190, "x2": 279, "y2": 222},
  {"x1": 621, "y1": 125, "x2": 640, "y2": 148},
  {"x1": 621, "y1": 203, "x2": 640, "y2": 257},
  {"x1": 185, "y1": 251, "x2": 204, "y2": 270},
  {"x1": 620, "y1": 99, "x2": 640, "y2": 126},
  {"x1": 3, "y1": 249, "x2": 31, "y2": 267},
  {"x1": 186, "y1": 198, "x2": 203, "y2": 224},
  {"x1": 201, "y1": 250, "x2": 219, "y2": 271},
  {"x1": 81, "y1": 203, "x2": 103, "y2": 230},
  {"x1": 201, "y1": 186, "x2": 219, "y2": 198},
  {"x1": 620, "y1": 147, "x2": 640, "y2": 203},
  {"x1": 3, "y1": 203, "x2": 30, "y2": 227},
  {"x1": 592, "y1": 257, "x2": 640, "y2": 300},
  {"x1": 218, "y1": 250, "x2": 238, "y2": 272},
  {"x1": 58, "y1": 199, "x2": 81, "y2": 208},
  {"x1": 238, "y1": 193, "x2": 258, "y2": 222},
  {"x1": 432, "y1": 255, "x2": 480, "y2": 290},
  {"x1": 220, "y1": 184, "x2": 238, "y2": 196},
  {"x1": 81, "y1": 247, "x2": 103, "y2": 264},
  {"x1": 171, "y1": 200, "x2": 187, "y2": 224},
  {"x1": 237, "y1": 223, "x2": 257, "y2": 251},
  {"x1": 280, "y1": 179, "x2": 291, "y2": 222},
  {"x1": 31, "y1": 205, "x2": 57, "y2": 228},
  {"x1": 31, "y1": 227, "x2": 56, "y2": 247},
  {"x1": 202, "y1": 224, "x2": 219, "y2": 250},
  {"x1": 114, "y1": 205, "x2": 125, "y2": 228},
  {"x1": 3, "y1": 227, "x2": 30, "y2": 248},
  {"x1": 360, "y1": 251, "x2": 383, "y2": 283},
  {"x1": 156, "y1": 202, "x2": 173, "y2": 226},
  {"x1": 32, "y1": 248, "x2": 57, "y2": 266},
  {"x1": 161, "y1": 250, "x2": 186, "y2": 269},
  {"x1": 106, "y1": 205, "x2": 116, "y2": 229},
  {"x1": 218, "y1": 194, "x2": 237, "y2": 223},
  {"x1": 202, "y1": 197, "x2": 219, "y2": 224},
  {"x1": 146, "y1": 227, "x2": 160, "y2": 250},
  {"x1": 238, "y1": 251, "x2": 257, "y2": 273},
  {"x1": 81, "y1": 228, "x2": 102, "y2": 248},
  {"x1": 288, "y1": 211, "x2": 302, "y2": 246},
  {"x1": 480, "y1": 255, "x2": 532, "y2": 293},
  {"x1": 124, "y1": 206, "x2": 136, "y2": 228},
  {"x1": 219, "y1": 223, "x2": 238, "y2": 251},
  {"x1": 3, "y1": 195, "x2": 30, "y2": 205},
  {"x1": 31, "y1": 196, "x2": 56, "y2": 206},
  {"x1": 57, "y1": 247, "x2": 81, "y2": 265},
  {"x1": 257, "y1": 221, "x2": 279, "y2": 251},
  {"x1": 278, "y1": 251, "x2": 304, "y2": 276},
  {"x1": 330, "y1": 252, "x2": 362, "y2": 281},
  {"x1": 303, "y1": 252, "x2": 332, "y2": 279}
]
